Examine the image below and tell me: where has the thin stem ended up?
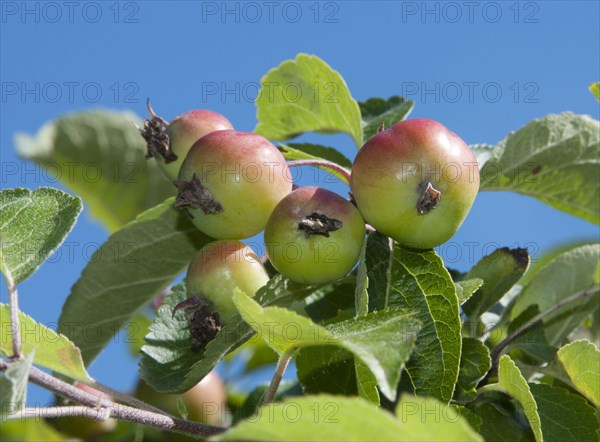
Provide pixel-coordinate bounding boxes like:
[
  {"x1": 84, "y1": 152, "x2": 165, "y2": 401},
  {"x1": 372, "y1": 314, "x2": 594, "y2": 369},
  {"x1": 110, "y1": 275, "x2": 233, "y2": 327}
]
[
  {"x1": 263, "y1": 349, "x2": 295, "y2": 405},
  {"x1": 489, "y1": 285, "x2": 600, "y2": 374},
  {"x1": 286, "y1": 160, "x2": 351, "y2": 183},
  {"x1": 7, "y1": 275, "x2": 21, "y2": 359},
  {"x1": 0, "y1": 361, "x2": 224, "y2": 438},
  {"x1": 89, "y1": 380, "x2": 171, "y2": 417},
  {"x1": 4, "y1": 406, "x2": 111, "y2": 422}
]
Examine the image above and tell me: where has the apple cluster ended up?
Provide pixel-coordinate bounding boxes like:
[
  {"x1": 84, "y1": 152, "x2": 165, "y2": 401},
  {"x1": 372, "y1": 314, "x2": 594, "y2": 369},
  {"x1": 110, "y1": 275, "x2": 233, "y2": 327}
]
[{"x1": 141, "y1": 103, "x2": 479, "y2": 337}]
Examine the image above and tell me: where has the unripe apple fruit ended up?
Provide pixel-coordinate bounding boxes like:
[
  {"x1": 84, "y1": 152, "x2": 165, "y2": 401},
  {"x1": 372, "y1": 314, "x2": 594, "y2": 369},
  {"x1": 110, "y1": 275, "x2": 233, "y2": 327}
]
[
  {"x1": 140, "y1": 102, "x2": 233, "y2": 181},
  {"x1": 186, "y1": 240, "x2": 269, "y2": 324},
  {"x1": 264, "y1": 187, "x2": 366, "y2": 284},
  {"x1": 175, "y1": 130, "x2": 292, "y2": 239},
  {"x1": 350, "y1": 119, "x2": 479, "y2": 249}
]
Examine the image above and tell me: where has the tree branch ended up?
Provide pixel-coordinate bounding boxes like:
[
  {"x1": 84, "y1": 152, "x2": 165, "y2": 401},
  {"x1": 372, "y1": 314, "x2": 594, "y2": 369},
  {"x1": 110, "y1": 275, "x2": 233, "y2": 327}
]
[
  {"x1": 3, "y1": 405, "x2": 111, "y2": 422},
  {"x1": 0, "y1": 361, "x2": 224, "y2": 438},
  {"x1": 286, "y1": 160, "x2": 351, "y2": 183},
  {"x1": 487, "y1": 285, "x2": 600, "y2": 377},
  {"x1": 263, "y1": 349, "x2": 295, "y2": 405}
]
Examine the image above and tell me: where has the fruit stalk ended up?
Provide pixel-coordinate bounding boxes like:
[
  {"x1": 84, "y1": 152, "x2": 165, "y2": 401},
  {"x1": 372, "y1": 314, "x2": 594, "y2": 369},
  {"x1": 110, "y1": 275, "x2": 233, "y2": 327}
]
[{"x1": 286, "y1": 159, "x2": 352, "y2": 183}]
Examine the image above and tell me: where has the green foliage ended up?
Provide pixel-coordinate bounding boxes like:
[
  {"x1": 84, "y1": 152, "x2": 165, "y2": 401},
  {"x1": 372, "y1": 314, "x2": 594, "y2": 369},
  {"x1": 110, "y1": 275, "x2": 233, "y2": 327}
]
[
  {"x1": 4, "y1": 54, "x2": 600, "y2": 442},
  {"x1": 0, "y1": 188, "x2": 82, "y2": 285},
  {"x1": 58, "y1": 197, "x2": 211, "y2": 365},
  {"x1": 0, "y1": 351, "x2": 34, "y2": 415},
  {"x1": 255, "y1": 53, "x2": 363, "y2": 148},
  {"x1": 0, "y1": 306, "x2": 90, "y2": 381},
  {"x1": 479, "y1": 113, "x2": 600, "y2": 224},
  {"x1": 359, "y1": 96, "x2": 415, "y2": 142},
  {"x1": 556, "y1": 340, "x2": 600, "y2": 407},
  {"x1": 15, "y1": 110, "x2": 174, "y2": 232},
  {"x1": 217, "y1": 394, "x2": 482, "y2": 441}
]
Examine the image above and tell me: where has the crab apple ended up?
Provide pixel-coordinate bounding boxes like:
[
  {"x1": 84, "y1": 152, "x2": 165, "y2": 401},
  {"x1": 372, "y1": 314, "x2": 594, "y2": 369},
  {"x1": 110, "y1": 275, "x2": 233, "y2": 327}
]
[
  {"x1": 264, "y1": 187, "x2": 366, "y2": 284},
  {"x1": 175, "y1": 130, "x2": 292, "y2": 239},
  {"x1": 140, "y1": 102, "x2": 233, "y2": 181},
  {"x1": 350, "y1": 119, "x2": 479, "y2": 249},
  {"x1": 185, "y1": 240, "x2": 269, "y2": 323}
]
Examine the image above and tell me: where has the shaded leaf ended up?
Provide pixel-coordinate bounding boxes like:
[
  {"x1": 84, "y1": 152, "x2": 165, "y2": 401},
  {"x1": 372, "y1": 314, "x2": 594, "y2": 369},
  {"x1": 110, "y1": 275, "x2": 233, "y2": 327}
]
[
  {"x1": 457, "y1": 337, "x2": 491, "y2": 392},
  {"x1": 15, "y1": 110, "x2": 174, "y2": 232},
  {"x1": 529, "y1": 383, "x2": 599, "y2": 442},
  {"x1": 359, "y1": 96, "x2": 414, "y2": 143},
  {"x1": 234, "y1": 291, "x2": 420, "y2": 401},
  {"x1": 510, "y1": 244, "x2": 600, "y2": 346},
  {"x1": 0, "y1": 351, "x2": 34, "y2": 415},
  {"x1": 463, "y1": 247, "x2": 529, "y2": 321},
  {"x1": 58, "y1": 197, "x2": 210, "y2": 365}
]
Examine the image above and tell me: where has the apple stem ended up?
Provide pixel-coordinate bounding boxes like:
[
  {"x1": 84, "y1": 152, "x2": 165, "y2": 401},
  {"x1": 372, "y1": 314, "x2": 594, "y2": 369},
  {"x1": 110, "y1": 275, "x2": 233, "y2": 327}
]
[
  {"x1": 286, "y1": 160, "x2": 351, "y2": 184},
  {"x1": 6, "y1": 274, "x2": 21, "y2": 359},
  {"x1": 263, "y1": 348, "x2": 295, "y2": 405}
]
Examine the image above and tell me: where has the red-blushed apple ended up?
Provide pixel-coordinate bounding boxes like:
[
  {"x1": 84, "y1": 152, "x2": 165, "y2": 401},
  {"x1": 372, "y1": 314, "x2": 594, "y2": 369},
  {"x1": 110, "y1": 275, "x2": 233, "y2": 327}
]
[
  {"x1": 140, "y1": 104, "x2": 233, "y2": 181},
  {"x1": 264, "y1": 186, "x2": 366, "y2": 284},
  {"x1": 185, "y1": 240, "x2": 269, "y2": 324},
  {"x1": 175, "y1": 130, "x2": 292, "y2": 239},
  {"x1": 350, "y1": 118, "x2": 479, "y2": 249}
]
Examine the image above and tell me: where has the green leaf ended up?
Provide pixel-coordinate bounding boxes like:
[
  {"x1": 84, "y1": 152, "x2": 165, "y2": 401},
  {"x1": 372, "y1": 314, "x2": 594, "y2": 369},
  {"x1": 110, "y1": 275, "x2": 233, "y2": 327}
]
[
  {"x1": 0, "y1": 305, "x2": 90, "y2": 382},
  {"x1": 140, "y1": 276, "x2": 321, "y2": 393},
  {"x1": 0, "y1": 419, "x2": 65, "y2": 441},
  {"x1": 469, "y1": 144, "x2": 496, "y2": 169},
  {"x1": 354, "y1": 239, "x2": 369, "y2": 317},
  {"x1": 386, "y1": 243, "x2": 462, "y2": 403},
  {"x1": 58, "y1": 197, "x2": 210, "y2": 365},
  {"x1": 510, "y1": 244, "x2": 600, "y2": 346},
  {"x1": 217, "y1": 394, "x2": 482, "y2": 441},
  {"x1": 127, "y1": 313, "x2": 153, "y2": 357},
  {"x1": 364, "y1": 232, "x2": 393, "y2": 312},
  {"x1": 507, "y1": 305, "x2": 556, "y2": 363},
  {"x1": 480, "y1": 113, "x2": 600, "y2": 224},
  {"x1": 590, "y1": 82, "x2": 600, "y2": 102},
  {"x1": 359, "y1": 96, "x2": 415, "y2": 143},
  {"x1": 296, "y1": 347, "x2": 379, "y2": 404},
  {"x1": 529, "y1": 383, "x2": 599, "y2": 442},
  {"x1": 457, "y1": 337, "x2": 491, "y2": 393},
  {"x1": 0, "y1": 351, "x2": 34, "y2": 415},
  {"x1": 556, "y1": 339, "x2": 600, "y2": 407},
  {"x1": 463, "y1": 248, "x2": 529, "y2": 321},
  {"x1": 279, "y1": 143, "x2": 352, "y2": 168},
  {"x1": 15, "y1": 110, "x2": 175, "y2": 232},
  {"x1": 492, "y1": 355, "x2": 543, "y2": 442},
  {"x1": 255, "y1": 53, "x2": 363, "y2": 148},
  {"x1": 354, "y1": 357, "x2": 380, "y2": 404},
  {"x1": 470, "y1": 402, "x2": 535, "y2": 442},
  {"x1": 234, "y1": 291, "x2": 420, "y2": 401},
  {"x1": 455, "y1": 278, "x2": 484, "y2": 305},
  {"x1": 279, "y1": 143, "x2": 351, "y2": 184},
  {"x1": 0, "y1": 188, "x2": 82, "y2": 285}
]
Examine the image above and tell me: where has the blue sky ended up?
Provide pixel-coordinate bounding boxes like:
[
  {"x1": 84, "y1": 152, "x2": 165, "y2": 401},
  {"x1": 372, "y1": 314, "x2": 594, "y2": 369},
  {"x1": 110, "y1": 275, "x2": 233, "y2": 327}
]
[{"x1": 1, "y1": 1, "x2": 599, "y2": 405}]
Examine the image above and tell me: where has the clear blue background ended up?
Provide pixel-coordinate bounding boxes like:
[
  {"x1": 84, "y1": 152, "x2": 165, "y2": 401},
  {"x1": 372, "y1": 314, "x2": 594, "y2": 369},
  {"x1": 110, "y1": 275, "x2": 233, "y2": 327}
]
[{"x1": 1, "y1": 1, "x2": 599, "y2": 406}]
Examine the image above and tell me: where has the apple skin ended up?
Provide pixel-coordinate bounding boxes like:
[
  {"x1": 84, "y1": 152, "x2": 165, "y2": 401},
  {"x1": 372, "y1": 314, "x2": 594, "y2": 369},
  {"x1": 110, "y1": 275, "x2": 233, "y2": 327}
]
[
  {"x1": 186, "y1": 240, "x2": 269, "y2": 321},
  {"x1": 350, "y1": 119, "x2": 479, "y2": 249},
  {"x1": 134, "y1": 371, "x2": 228, "y2": 427},
  {"x1": 178, "y1": 130, "x2": 292, "y2": 239},
  {"x1": 264, "y1": 187, "x2": 366, "y2": 284},
  {"x1": 155, "y1": 110, "x2": 233, "y2": 181}
]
